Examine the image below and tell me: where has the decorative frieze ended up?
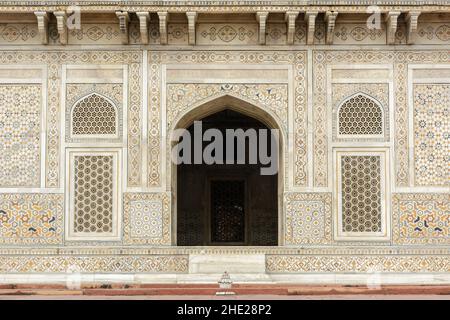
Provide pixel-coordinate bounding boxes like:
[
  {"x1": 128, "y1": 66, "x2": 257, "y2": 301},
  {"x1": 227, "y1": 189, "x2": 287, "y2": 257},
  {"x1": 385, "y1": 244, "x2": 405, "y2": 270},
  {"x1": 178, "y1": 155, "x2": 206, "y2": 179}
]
[
  {"x1": 68, "y1": 24, "x2": 120, "y2": 44},
  {"x1": 266, "y1": 255, "x2": 450, "y2": 273},
  {"x1": 197, "y1": 24, "x2": 257, "y2": 45},
  {"x1": 266, "y1": 23, "x2": 287, "y2": 45},
  {"x1": 0, "y1": 24, "x2": 39, "y2": 44},
  {"x1": 417, "y1": 23, "x2": 450, "y2": 43},
  {"x1": 0, "y1": 255, "x2": 189, "y2": 273},
  {"x1": 334, "y1": 24, "x2": 386, "y2": 44}
]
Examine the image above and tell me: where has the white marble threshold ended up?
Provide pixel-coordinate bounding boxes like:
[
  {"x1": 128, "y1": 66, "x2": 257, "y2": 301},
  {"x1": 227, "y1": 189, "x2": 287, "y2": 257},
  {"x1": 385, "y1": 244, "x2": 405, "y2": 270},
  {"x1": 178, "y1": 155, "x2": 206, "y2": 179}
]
[{"x1": 0, "y1": 273, "x2": 449, "y2": 285}]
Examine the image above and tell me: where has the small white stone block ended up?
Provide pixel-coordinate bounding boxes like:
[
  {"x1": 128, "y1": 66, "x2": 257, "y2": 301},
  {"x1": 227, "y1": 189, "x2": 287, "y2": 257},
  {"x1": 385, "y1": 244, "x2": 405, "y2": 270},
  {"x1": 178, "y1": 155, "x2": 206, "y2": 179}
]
[{"x1": 189, "y1": 254, "x2": 266, "y2": 274}]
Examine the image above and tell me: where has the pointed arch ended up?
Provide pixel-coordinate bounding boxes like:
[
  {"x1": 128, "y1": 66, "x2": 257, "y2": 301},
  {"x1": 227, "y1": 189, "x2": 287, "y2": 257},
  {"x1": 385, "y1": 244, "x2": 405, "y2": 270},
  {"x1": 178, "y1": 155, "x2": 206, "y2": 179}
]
[
  {"x1": 170, "y1": 93, "x2": 285, "y2": 141},
  {"x1": 70, "y1": 92, "x2": 119, "y2": 138},
  {"x1": 168, "y1": 94, "x2": 285, "y2": 246},
  {"x1": 337, "y1": 92, "x2": 384, "y2": 137}
]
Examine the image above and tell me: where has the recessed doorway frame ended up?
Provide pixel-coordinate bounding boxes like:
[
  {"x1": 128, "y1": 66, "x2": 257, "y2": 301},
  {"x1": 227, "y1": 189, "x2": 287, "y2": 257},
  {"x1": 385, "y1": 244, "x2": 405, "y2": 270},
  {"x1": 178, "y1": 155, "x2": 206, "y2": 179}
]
[{"x1": 169, "y1": 94, "x2": 286, "y2": 246}]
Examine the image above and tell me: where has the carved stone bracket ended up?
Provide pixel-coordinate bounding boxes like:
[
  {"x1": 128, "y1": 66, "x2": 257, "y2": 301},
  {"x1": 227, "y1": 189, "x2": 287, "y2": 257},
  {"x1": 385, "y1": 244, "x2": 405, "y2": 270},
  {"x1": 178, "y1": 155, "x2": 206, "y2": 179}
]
[
  {"x1": 285, "y1": 11, "x2": 299, "y2": 45},
  {"x1": 158, "y1": 12, "x2": 168, "y2": 45},
  {"x1": 324, "y1": 11, "x2": 338, "y2": 45},
  {"x1": 34, "y1": 11, "x2": 49, "y2": 45},
  {"x1": 305, "y1": 11, "x2": 318, "y2": 45},
  {"x1": 186, "y1": 12, "x2": 197, "y2": 45},
  {"x1": 54, "y1": 11, "x2": 67, "y2": 45},
  {"x1": 115, "y1": 11, "x2": 129, "y2": 45},
  {"x1": 136, "y1": 12, "x2": 150, "y2": 44},
  {"x1": 256, "y1": 12, "x2": 269, "y2": 45},
  {"x1": 385, "y1": 11, "x2": 400, "y2": 45},
  {"x1": 405, "y1": 11, "x2": 421, "y2": 44}
]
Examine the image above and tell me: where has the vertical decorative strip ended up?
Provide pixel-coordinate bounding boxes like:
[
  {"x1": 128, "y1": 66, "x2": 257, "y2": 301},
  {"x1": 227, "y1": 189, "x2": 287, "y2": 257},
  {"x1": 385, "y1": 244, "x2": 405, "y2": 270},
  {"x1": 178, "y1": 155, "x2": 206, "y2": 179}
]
[
  {"x1": 393, "y1": 61, "x2": 409, "y2": 187},
  {"x1": 46, "y1": 59, "x2": 60, "y2": 187},
  {"x1": 127, "y1": 52, "x2": 143, "y2": 187},
  {"x1": 312, "y1": 51, "x2": 328, "y2": 187},
  {"x1": 293, "y1": 52, "x2": 308, "y2": 187},
  {"x1": 148, "y1": 52, "x2": 162, "y2": 188}
]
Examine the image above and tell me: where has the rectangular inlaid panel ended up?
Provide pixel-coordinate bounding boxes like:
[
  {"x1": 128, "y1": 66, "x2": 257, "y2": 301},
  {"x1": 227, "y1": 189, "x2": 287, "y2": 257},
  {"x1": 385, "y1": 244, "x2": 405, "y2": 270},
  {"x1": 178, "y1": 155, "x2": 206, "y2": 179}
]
[
  {"x1": 129, "y1": 200, "x2": 163, "y2": 239},
  {"x1": 393, "y1": 193, "x2": 450, "y2": 245},
  {"x1": 413, "y1": 84, "x2": 450, "y2": 187},
  {"x1": 0, "y1": 194, "x2": 63, "y2": 245},
  {"x1": 0, "y1": 84, "x2": 41, "y2": 187},
  {"x1": 123, "y1": 193, "x2": 171, "y2": 245},
  {"x1": 73, "y1": 155, "x2": 114, "y2": 234},
  {"x1": 341, "y1": 155, "x2": 382, "y2": 233},
  {"x1": 284, "y1": 193, "x2": 332, "y2": 245}
]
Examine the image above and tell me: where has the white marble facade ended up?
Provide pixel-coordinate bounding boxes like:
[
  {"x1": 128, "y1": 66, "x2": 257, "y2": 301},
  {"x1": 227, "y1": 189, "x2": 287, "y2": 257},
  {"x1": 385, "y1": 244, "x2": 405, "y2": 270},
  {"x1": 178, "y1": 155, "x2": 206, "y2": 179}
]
[{"x1": 0, "y1": 0, "x2": 448, "y2": 284}]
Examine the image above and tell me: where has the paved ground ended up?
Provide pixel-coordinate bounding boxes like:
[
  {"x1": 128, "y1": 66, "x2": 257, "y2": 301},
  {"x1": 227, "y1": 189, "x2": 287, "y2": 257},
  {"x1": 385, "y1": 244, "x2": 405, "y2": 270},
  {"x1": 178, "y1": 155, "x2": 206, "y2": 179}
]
[{"x1": 1, "y1": 294, "x2": 450, "y2": 300}]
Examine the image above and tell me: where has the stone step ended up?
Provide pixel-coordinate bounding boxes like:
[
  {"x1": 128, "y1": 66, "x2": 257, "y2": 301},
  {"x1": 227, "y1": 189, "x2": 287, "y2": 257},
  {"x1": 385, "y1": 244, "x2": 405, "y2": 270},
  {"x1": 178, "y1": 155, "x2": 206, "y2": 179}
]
[{"x1": 0, "y1": 285, "x2": 450, "y2": 296}]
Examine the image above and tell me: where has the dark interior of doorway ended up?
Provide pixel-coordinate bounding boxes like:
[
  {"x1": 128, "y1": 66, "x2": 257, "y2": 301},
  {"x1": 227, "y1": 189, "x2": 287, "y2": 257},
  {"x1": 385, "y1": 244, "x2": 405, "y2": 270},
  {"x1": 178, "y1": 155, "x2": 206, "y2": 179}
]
[{"x1": 177, "y1": 109, "x2": 278, "y2": 246}]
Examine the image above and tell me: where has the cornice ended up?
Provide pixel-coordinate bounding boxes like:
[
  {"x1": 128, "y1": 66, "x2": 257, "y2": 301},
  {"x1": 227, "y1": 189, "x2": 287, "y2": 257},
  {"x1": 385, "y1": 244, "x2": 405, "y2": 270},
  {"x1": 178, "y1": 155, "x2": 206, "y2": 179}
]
[
  {"x1": 0, "y1": 1, "x2": 449, "y2": 13},
  {"x1": 0, "y1": 0, "x2": 449, "y2": 5}
]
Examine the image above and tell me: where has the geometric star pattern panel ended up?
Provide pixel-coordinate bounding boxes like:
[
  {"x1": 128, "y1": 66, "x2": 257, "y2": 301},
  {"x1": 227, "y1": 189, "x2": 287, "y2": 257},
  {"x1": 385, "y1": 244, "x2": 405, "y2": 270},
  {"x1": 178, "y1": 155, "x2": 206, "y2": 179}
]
[
  {"x1": 123, "y1": 193, "x2": 171, "y2": 245},
  {"x1": 338, "y1": 94, "x2": 383, "y2": 136},
  {"x1": 129, "y1": 200, "x2": 163, "y2": 239},
  {"x1": 0, "y1": 85, "x2": 41, "y2": 187},
  {"x1": 413, "y1": 84, "x2": 450, "y2": 186},
  {"x1": 393, "y1": 193, "x2": 450, "y2": 245},
  {"x1": 284, "y1": 193, "x2": 332, "y2": 245},
  {"x1": 341, "y1": 155, "x2": 382, "y2": 233},
  {"x1": 71, "y1": 93, "x2": 117, "y2": 137},
  {"x1": 73, "y1": 155, "x2": 113, "y2": 234},
  {"x1": 0, "y1": 194, "x2": 63, "y2": 245}
]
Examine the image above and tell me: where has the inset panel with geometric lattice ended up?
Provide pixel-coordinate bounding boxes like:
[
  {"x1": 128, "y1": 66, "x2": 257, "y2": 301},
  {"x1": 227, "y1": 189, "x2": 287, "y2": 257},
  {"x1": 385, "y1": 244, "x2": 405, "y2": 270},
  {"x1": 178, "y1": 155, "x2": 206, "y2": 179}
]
[
  {"x1": 71, "y1": 93, "x2": 117, "y2": 137},
  {"x1": 74, "y1": 155, "x2": 113, "y2": 233},
  {"x1": 210, "y1": 180, "x2": 245, "y2": 244},
  {"x1": 337, "y1": 94, "x2": 384, "y2": 137},
  {"x1": 67, "y1": 149, "x2": 121, "y2": 240},
  {"x1": 335, "y1": 149, "x2": 389, "y2": 241},
  {"x1": 341, "y1": 155, "x2": 381, "y2": 233}
]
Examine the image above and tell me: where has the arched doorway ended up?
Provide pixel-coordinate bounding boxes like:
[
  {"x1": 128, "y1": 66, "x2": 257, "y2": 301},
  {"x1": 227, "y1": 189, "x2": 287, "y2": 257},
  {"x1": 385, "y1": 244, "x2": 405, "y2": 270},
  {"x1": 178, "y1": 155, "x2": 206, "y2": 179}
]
[{"x1": 172, "y1": 96, "x2": 283, "y2": 246}]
